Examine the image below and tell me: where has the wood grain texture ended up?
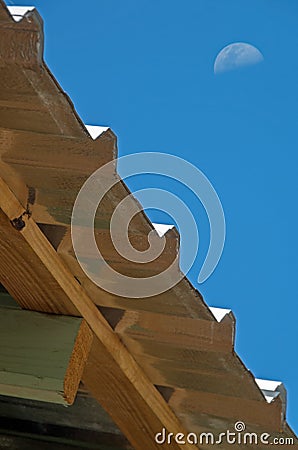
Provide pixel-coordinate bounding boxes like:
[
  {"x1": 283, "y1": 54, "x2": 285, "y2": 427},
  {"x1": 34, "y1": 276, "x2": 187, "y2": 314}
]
[
  {"x1": 117, "y1": 352, "x2": 264, "y2": 400},
  {"x1": 115, "y1": 309, "x2": 234, "y2": 354},
  {"x1": 64, "y1": 319, "x2": 93, "y2": 405},
  {"x1": 0, "y1": 209, "x2": 78, "y2": 315},
  {"x1": 0, "y1": 5, "x2": 86, "y2": 134},
  {"x1": 169, "y1": 389, "x2": 283, "y2": 430},
  {"x1": 58, "y1": 237, "x2": 212, "y2": 319},
  {"x1": 0, "y1": 0, "x2": 10, "y2": 21},
  {"x1": 113, "y1": 309, "x2": 265, "y2": 401},
  {"x1": 0, "y1": 5, "x2": 294, "y2": 445},
  {"x1": 0, "y1": 176, "x2": 197, "y2": 450},
  {"x1": 0, "y1": 301, "x2": 92, "y2": 405},
  {"x1": 0, "y1": 128, "x2": 212, "y2": 319}
]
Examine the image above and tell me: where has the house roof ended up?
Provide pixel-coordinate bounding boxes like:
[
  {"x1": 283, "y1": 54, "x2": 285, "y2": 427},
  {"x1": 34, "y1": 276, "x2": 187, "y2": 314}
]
[{"x1": 0, "y1": 2, "x2": 296, "y2": 448}]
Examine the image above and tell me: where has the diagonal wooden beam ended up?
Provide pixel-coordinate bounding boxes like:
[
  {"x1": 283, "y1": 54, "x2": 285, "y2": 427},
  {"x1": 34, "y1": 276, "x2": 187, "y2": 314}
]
[{"x1": 0, "y1": 176, "x2": 198, "y2": 450}]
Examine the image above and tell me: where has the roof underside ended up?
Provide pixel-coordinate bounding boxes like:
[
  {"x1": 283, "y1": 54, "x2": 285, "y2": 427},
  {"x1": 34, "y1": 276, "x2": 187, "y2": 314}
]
[{"x1": 0, "y1": 2, "x2": 296, "y2": 449}]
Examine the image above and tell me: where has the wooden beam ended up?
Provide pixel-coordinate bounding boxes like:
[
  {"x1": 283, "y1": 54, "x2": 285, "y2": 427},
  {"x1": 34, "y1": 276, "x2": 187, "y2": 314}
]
[
  {"x1": 0, "y1": 389, "x2": 128, "y2": 443},
  {"x1": 0, "y1": 126, "x2": 213, "y2": 320},
  {"x1": 115, "y1": 309, "x2": 234, "y2": 354},
  {"x1": 0, "y1": 127, "x2": 116, "y2": 225},
  {"x1": 59, "y1": 235, "x2": 212, "y2": 318},
  {"x1": 118, "y1": 353, "x2": 264, "y2": 400},
  {"x1": 0, "y1": 295, "x2": 92, "y2": 405},
  {"x1": 0, "y1": 125, "x2": 213, "y2": 320},
  {"x1": 0, "y1": 9, "x2": 87, "y2": 135},
  {"x1": 0, "y1": 176, "x2": 197, "y2": 450},
  {"x1": 0, "y1": 0, "x2": 10, "y2": 21},
  {"x1": 59, "y1": 226, "x2": 180, "y2": 279},
  {"x1": 0, "y1": 210, "x2": 78, "y2": 316},
  {"x1": 168, "y1": 389, "x2": 283, "y2": 431},
  {"x1": 113, "y1": 309, "x2": 264, "y2": 401}
]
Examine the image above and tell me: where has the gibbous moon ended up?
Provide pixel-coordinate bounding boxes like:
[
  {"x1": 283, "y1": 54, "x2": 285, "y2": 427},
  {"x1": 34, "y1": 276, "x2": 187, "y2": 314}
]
[{"x1": 214, "y1": 42, "x2": 264, "y2": 74}]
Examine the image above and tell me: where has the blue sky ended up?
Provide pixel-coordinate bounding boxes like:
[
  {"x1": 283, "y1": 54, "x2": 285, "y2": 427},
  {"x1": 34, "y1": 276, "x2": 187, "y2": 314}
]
[{"x1": 8, "y1": 0, "x2": 298, "y2": 432}]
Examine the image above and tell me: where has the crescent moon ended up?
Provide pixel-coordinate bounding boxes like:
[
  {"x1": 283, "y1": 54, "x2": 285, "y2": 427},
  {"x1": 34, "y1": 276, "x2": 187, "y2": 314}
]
[{"x1": 214, "y1": 42, "x2": 264, "y2": 74}]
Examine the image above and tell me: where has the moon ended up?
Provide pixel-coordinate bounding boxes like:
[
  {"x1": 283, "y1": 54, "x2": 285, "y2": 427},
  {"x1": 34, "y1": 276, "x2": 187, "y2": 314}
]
[{"x1": 214, "y1": 42, "x2": 264, "y2": 74}]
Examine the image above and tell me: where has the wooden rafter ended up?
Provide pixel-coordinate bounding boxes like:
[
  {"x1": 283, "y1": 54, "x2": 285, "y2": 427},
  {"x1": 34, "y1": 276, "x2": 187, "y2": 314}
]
[{"x1": 0, "y1": 176, "x2": 197, "y2": 450}]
